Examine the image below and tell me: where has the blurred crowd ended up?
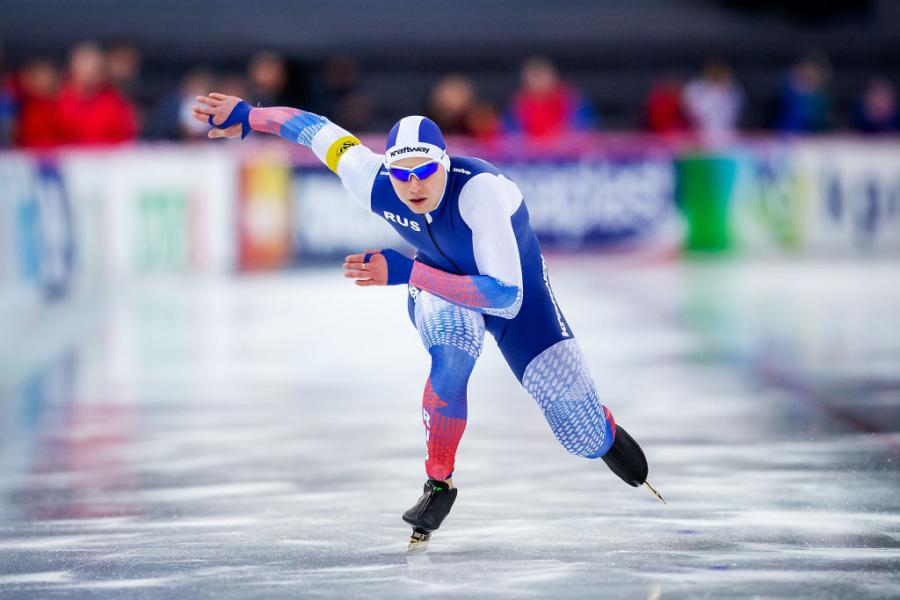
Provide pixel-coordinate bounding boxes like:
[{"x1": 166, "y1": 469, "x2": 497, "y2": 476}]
[{"x1": 0, "y1": 40, "x2": 897, "y2": 150}]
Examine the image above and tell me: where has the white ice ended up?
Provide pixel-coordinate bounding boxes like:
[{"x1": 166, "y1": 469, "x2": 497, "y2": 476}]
[{"x1": 1, "y1": 255, "x2": 898, "y2": 599}]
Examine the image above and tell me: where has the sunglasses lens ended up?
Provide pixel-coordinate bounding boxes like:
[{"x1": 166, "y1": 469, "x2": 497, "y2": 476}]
[
  {"x1": 413, "y1": 161, "x2": 439, "y2": 180},
  {"x1": 388, "y1": 167, "x2": 413, "y2": 181},
  {"x1": 388, "y1": 161, "x2": 440, "y2": 182}
]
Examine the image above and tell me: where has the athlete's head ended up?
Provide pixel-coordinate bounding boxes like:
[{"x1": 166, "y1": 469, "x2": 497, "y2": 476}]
[{"x1": 384, "y1": 116, "x2": 449, "y2": 214}]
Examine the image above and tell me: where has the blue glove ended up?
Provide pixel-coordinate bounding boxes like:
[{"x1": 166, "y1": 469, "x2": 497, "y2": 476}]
[
  {"x1": 208, "y1": 100, "x2": 252, "y2": 139},
  {"x1": 364, "y1": 249, "x2": 413, "y2": 285}
]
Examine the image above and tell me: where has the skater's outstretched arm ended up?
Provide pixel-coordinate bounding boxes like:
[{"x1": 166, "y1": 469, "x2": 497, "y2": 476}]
[{"x1": 192, "y1": 93, "x2": 382, "y2": 207}]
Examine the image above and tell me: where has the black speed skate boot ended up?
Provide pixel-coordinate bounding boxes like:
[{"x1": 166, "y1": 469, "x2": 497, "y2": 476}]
[
  {"x1": 602, "y1": 424, "x2": 665, "y2": 503},
  {"x1": 402, "y1": 479, "x2": 457, "y2": 552}
]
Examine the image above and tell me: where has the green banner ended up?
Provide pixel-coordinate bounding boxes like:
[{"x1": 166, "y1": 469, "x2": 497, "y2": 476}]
[{"x1": 676, "y1": 154, "x2": 738, "y2": 252}]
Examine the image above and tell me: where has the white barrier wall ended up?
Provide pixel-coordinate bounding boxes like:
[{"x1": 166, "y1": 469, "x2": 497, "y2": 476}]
[
  {"x1": 61, "y1": 147, "x2": 238, "y2": 278},
  {"x1": 0, "y1": 147, "x2": 238, "y2": 299}
]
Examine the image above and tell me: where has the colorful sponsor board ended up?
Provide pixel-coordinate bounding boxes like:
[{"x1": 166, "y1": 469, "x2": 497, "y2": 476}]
[
  {"x1": 238, "y1": 154, "x2": 292, "y2": 271},
  {"x1": 501, "y1": 157, "x2": 678, "y2": 248},
  {"x1": 729, "y1": 140, "x2": 900, "y2": 253},
  {"x1": 2, "y1": 136, "x2": 898, "y2": 303},
  {"x1": 288, "y1": 155, "x2": 679, "y2": 259}
]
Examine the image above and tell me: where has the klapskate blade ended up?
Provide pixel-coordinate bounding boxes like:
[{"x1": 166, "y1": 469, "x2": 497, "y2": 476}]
[
  {"x1": 407, "y1": 530, "x2": 431, "y2": 553},
  {"x1": 644, "y1": 481, "x2": 666, "y2": 504}
]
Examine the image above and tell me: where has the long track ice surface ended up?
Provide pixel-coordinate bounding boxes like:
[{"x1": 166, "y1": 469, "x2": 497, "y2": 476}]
[{"x1": 1, "y1": 256, "x2": 898, "y2": 599}]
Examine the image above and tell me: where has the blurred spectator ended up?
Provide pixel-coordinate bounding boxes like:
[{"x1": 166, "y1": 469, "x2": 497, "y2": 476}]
[
  {"x1": 682, "y1": 58, "x2": 743, "y2": 140},
  {"x1": 106, "y1": 41, "x2": 141, "y2": 96},
  {"x1": 643, "y1": 77, "x2": 687, "y2": 133},
  {"x1": 149, "y1": 68, "x2": 214, "y2": 140},
  {"x1": 429, "y1": 74, "x2": 476, "y2": 134},
  {"x1": 216, "y1": 73, "x2": 248, "y2": 101},
  {"x1": 507, "y1": 56, "x2": 597, "y2": 139},
  {"x1": 246, "y1": 51, "x2": 292, "y2": 107},
  {"x1": 13, "y1": 58, "x2": 63, "y2": 148},
  {"x1": 310, "y1": 56, "x2": 372, "y2": 132},
  {"x1": 428, "y1": 74, "x2": 500, "y2": 141},
  {"x1": 775, "y1": 54, "x2": 831, "y2": 133},
  {"x1": 105, "y1": 40, "x2": 151, "y2": 126},
  {"x1": 853, "y1": 77, "x2": 898, "y2": 134},
  {"x1": 57, "y1": 42, "x2": 137, "y2": 144},
  {"x1": 465, "y1": 101, "x2": 501, "y2": 142}
]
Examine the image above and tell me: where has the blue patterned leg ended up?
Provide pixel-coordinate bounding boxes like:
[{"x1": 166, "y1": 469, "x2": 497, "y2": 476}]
[{"x1": 521, "y1": 338, "x2": 615, "y2": 458}]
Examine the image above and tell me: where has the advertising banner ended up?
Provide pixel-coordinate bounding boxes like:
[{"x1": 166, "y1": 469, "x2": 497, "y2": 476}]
[
  {"x1": 238, "y1": 154, "x2": 292, "y2": 271},
  {"x1": 0, "y1": 155, "x2": 34, "y2": 293},
  {"x1": 0, "y1": 155, "x2": 75, "y2": 300},
  {"x1": 798, "y1": 141, "x2": 900, "y2": 252},
  {"x1": 287, "y1": 151, "x2": 679, "y2": 260},
  {"x1": 730, "y1": 140, "x2": 900, "y2": 254},
  {"x1": 2, "y1": 135, "x2": 898, "y2": 307},
  {"x1": 502, "y1": 156, "x2": 678, "y2": 249},
  {"x1": 60, "y1": 147, "x2": 238, "y2": 277},
  {"x1": 290, "y1": 168, "x2": 410, "y2": 261}
]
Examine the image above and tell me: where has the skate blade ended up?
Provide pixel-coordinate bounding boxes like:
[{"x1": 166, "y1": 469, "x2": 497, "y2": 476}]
[
  {"x1": 644, "y1": 481, "x2": 666, "y2": 504},
  {"x1": 407, "y1": 530, "x2": 431, "y2": 553}
]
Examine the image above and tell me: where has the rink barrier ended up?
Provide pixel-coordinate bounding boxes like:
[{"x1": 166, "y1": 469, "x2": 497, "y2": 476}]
[
  {"x1": 1, "y1": 135, "x2": 898, "y2": 305},
  {"x1": 289, "y1": 135, "x2": 681, "y2": 260},
  {"x1": 681, "y1": 139, "x2": 900, "y2": 253}
]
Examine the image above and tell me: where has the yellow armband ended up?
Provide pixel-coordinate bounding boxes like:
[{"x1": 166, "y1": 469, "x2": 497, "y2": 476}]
[{"x1": 325, "y1": 135, "x2": 361, "y2": 173}]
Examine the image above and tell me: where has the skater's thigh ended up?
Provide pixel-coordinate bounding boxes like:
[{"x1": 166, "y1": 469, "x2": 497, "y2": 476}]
[
  {"x1": 488, "y1": 279, "x2": 573, "y2": 382},
  {"x1": 412, "y1": 288, "x2": 485, "y2": 356}
]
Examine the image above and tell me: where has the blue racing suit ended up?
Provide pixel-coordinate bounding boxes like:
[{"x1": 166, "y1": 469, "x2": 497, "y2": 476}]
[{"x1": 244, "y1": 107, "x2": 616, "y2": 481}]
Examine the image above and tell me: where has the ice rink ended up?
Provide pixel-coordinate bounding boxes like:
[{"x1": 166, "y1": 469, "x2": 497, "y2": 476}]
[{"x1": 1, "y1": 255, "x2": 899, "y2": 599}]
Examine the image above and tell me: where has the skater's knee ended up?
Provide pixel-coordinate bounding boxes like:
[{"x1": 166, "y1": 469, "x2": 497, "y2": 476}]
[
  {"x1": 425, "y1": 349, "x2": 472, "y2": 420},
  {"x1": 416, "y1": 293, "x2": 485, "y2": 358},
  {"x1": 429, "y1": 345, "x2": 477, "y2": 381},
  {"x1": 544, "y1": 402, "x2": 615, "y2": 459}
]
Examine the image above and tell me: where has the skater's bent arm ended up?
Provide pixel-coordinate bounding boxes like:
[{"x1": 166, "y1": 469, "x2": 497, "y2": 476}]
[
  {"x1": 409, "y1": 263, "x2": 522, "y2": 318},
  {"x1": 349, "y1": 249, "x2": 522, "y2": 317},
  {"x1": 358, "y1": 175, "x2": 524, "y2": 317},
  {"x1": 409, "y1": 173, "x2": 525, "y2": 319}
]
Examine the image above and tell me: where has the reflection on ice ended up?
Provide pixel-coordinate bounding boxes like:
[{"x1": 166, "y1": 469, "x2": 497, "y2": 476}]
[{"x1": 0, "y1": 258, "x2": 898, "y2": 598}]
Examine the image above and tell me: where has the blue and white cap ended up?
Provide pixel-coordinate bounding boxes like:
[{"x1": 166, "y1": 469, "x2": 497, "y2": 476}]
[{"x1": 384, "y1": 116, "x2": 451, "y2": 171}]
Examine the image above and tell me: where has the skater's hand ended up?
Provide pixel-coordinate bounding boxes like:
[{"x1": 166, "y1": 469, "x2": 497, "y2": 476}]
[
  {"x1": 343, "y1": 249, "x2": 388, "y2": 286},
  {"x1": 191, "y1": 93, "x2": 244, "y2": 139}
]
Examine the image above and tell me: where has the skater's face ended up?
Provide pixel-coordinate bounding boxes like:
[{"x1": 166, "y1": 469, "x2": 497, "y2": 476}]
[{"x1": 388, "y1": 157, "x2": 446, "y2": 214}]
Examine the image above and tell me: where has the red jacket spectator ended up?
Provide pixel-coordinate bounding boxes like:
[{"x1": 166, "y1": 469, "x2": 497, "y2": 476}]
[
  {"x1": 643, "y1": 78, "x2": 687, "y2": 133},
  {"x1": 55, "y1": 42, "x2": 137, "y2": 145},
  {"x1": 17, "y1": 95, "x2": 64, "y2": 148},
  {"x1": 13, "y1": 59, "x2": 64, "y2": 148},
  {"x1": 56, "y1": 82, "x2": 136, "y2": 144},
  {"x1": 511, "y1": 84, "x2": 574, "y2": 138},
  {"x1": 507, "y1": 57, "x2": 596, "y2": 140}
]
